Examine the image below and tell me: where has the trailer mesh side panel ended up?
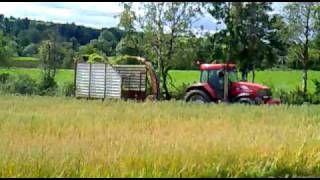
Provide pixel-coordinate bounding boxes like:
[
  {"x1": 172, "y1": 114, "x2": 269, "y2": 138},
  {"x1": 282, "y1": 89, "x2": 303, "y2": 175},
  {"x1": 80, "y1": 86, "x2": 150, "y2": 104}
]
[
  {"x1": 75, "y1": 63, "x2": 147, "y2": 100},
  {"x1": 75, "y1": 63, "x2": 122, "y2": 99}
]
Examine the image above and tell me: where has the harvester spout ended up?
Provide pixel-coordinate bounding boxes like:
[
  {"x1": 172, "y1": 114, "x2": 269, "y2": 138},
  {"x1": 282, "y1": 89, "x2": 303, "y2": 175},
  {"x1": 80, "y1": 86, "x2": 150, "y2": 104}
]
[{"x1": 125, "y1": 56, "x2": 160, "y2": 101}]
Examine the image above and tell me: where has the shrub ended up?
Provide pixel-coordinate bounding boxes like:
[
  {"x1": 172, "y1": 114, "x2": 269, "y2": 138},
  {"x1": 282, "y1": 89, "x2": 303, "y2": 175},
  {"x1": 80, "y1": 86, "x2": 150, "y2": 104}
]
[
  {"x1": 107, "y1": 55, "x2": 142, "y2": 65},
  {"x1": 310, "y1": 79, "x2": 320, "y2": 104},
  {"x1": 0, "y1": 73, "x2": 10, "y2": 84},
  {"x1": 87, "y1": 53, "x2": 107, "y2": 64},
  {"x1": 61, "y1": 81, "x2": 75, "y2": 97},
  {"x1": 170, "y1": 82, "x2": 191, "y2": 100},
  {"x1": 38, "y1": 75, "x2": 57, "y2": 96},
  {"x1": 278, "y1": 87, "x2": 307, "y2": 105},
  {"x1": 313, "y1": 79, "x2": 320, "y2": 96},
  {"x1": 277, "y1": 79, "x2": 320, "y2": 105},
  {"x1": 1, "y1": 74, "x2": 38, "y2": 95},
  {"x1": 309, "y1": 93, "x2": 320, "y2": 104}
]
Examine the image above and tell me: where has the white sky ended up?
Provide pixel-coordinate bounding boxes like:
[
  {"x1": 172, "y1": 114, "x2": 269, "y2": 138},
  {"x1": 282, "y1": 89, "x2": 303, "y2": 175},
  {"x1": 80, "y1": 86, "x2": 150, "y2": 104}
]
[{"x1": 0, "y1": 2, "x2": 285, "y2": 32}]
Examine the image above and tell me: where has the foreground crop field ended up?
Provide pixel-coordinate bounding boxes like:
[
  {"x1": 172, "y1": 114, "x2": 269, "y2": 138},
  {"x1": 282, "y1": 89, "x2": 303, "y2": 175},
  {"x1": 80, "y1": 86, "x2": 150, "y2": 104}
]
[
  {"x1": 0, "y1": 95, "x2": 320, "y2": 177},
  {"x1": 1, "y1": 68, "x2": 320, "y2": 93}
]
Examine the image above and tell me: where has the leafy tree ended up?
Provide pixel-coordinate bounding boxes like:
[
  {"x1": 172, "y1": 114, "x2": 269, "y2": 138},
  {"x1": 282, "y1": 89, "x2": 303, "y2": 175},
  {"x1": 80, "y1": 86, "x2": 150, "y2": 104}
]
[
  {"x1": 78, "y1": 43, "x2": 101, "y2": 56},
  {"x1": 61, "y1": 49, "x2": 75, "y2": 69},
  {"x1": 284, "y1": 2, "x2": 320, "y2": 96},
  {"x1": 87, "y1": 53, "x2": 106, "y2": 64},
  {"x1": 137, "y1": 2, "x2": 202, "y2": 99},
  {"x1": 22, "y1": 43, "x2": 38, "y2": 56},
  {"x1": 70, "y1": 37, "x2": 80, "y2": 51},
  {"x1": 98, "y1": 30, "x2": 117, "y2": 42},
  {"x1": 0, "y1": 15, "x2": 4, "y2": 30},
  {"x1": 0, "y1": 31, "x2": 15, "y2": 67},
  {"x1": 38, "y1": 40, "x2": 63, "y2": 92},
  {"x1": 60, "y1": 42, "x2": 76, "y2": 69},
  {"x1": 96, "y1": 30, "x2": 118, "y2": 56},
  {"x1": 116, "y1": 37, "x2": 140, "y2": 56},
  {"x1": 207, "y1": 2, "x2": 287, "y2": 82},
  {"x1": 116, "y1": 3, "x2": 143, "y2": 56}
]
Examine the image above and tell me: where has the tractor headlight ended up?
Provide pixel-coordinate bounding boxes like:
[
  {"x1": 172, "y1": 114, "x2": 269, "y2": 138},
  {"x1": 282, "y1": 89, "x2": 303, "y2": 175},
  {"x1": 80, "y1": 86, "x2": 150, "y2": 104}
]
[{"x1": 257, "y1": 89, "x2": 272, "y2": 99}]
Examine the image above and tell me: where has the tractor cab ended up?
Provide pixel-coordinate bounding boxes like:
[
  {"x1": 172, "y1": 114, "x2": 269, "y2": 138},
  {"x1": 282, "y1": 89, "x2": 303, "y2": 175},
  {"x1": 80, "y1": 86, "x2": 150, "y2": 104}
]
[
  {"x1": 200, "y1": 64, "x2": 238, "y2": 100},
  {"x1": 184, "y1": 63, "x2": 280, "y2": 105}
]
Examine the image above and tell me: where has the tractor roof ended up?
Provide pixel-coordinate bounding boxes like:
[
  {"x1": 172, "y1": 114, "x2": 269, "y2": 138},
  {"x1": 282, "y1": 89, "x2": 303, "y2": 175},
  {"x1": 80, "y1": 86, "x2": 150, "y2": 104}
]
[{"x1": 200, "y1": 64, "x2": 236, "y2": 70}]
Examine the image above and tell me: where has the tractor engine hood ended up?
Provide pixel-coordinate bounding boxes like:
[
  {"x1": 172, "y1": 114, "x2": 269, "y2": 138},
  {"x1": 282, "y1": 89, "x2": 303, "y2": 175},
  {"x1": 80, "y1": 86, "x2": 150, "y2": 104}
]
[{"x1": 233, "y1": 81, "x2": 269, "y2": 93}]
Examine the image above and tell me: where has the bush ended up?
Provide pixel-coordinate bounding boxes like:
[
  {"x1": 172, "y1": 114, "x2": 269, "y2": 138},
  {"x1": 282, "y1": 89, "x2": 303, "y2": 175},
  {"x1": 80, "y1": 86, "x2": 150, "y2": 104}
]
[
  {"x1": 1, "y1": 74, "x2": 38, "y2": 95},
  {"x1": 309, "y1": 93, "x2": 320, "y2": 104},
  {"x1": 313, "y1": 79, "x2": 320, "y2": 96},
  {"x1": 87, "y1": 53, "x2": 107, "y2": 64},
  {"x1": 277, "y1": 79, "x2": 320, "y2": 105},
  {"x1": 107, "y1": 55, "x2": 142, "y2": 65},
  {"x1": 0, "y1": 73, "x2": 10, "y2": 84},
  {"x1": 61, "y1": 81, "x2": 75, "y2": 97},
  {"x1": 310, "y1": 79, "x2": 320, "y2": 104},
  {"x1": 38, "y1": 75, "x2": 57, "y2": 96},
  {"x1": 170, "y1": 82, "x2": 191, "y2": 100},
  {"x1": 278, "y1": 87, "x2": 307, "y2": 105}
]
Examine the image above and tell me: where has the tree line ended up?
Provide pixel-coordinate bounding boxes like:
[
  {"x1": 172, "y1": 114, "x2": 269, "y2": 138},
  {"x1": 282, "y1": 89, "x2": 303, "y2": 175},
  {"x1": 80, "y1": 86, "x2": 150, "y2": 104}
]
[
  {"x1": 0, "y1": 2, "x2": 319, "y2": 99},
  {"x1": 0, "y1": 14, "x2": 125, "y2": 68},
  {"x1": 117, "y1": 2, "x2": 320, "y2": 99}
]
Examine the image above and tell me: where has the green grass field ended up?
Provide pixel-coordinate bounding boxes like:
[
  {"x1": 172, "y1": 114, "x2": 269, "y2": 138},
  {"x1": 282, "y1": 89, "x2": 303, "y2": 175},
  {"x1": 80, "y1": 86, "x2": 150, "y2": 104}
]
[
  {"x1": 12, "y1": 57, "x2": 39, "y2": 61},
  {"x1": 0, "y1": 95, "x2": 319, "y2": 177},
  {"x1": 0, "y1": 68, "x2": 73, "y2": 86},
  {"x1": 10, "y1": 57, "x2": 40, "y2": 68},
  {"x1": 169, "y1": 70, "x2": 320, "y2": 93},
  {"x1": 2, "y1": 68, "x2": 319, "y2": 94}
]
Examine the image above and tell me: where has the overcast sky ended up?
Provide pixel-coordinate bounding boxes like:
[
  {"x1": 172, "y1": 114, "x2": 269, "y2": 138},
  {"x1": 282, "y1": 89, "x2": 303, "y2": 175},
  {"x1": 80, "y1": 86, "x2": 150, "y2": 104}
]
[{"x1": 0, "y1": 2, "x2": 285, "y2": 32}]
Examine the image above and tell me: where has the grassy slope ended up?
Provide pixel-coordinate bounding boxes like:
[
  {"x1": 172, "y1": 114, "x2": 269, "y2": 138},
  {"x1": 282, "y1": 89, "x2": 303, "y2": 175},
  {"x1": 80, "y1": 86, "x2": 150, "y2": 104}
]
[
  {"x1": 0, "y1": 68, "x2": 73, "y2": 86},
  {"x1": 12, "y1": 57, "x2": 39, "y2": 61},
  {"x1": 0, "y1": 95, "x2": 319, "y2": 177},
  {"x1": 1, "y1": 68, "x2": 320, "y2": 92}
]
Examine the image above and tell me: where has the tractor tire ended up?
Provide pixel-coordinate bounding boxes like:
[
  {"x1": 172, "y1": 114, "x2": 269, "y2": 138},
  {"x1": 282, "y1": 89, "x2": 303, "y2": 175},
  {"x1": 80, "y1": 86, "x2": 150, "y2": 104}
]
[
  {"x1": 236, "y1": 97, "x2": 255, "y2": 105},
  {"x1": 184, "y1": 90, "x2": 211, "y2": 103}
]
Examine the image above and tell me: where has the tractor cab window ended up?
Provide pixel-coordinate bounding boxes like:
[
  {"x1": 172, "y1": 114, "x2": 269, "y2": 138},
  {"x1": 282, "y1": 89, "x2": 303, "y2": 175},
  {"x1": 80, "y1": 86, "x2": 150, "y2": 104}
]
[
  {"x1": 201, "y1": 69, "x2": 239, "y2": 83},
  {"x1": 208, "y1": 70, "x2": 224, "y2": 89},
  {"x1": 228, "y1": 70, "x2": 239, "y2": 83},
  {"x1": 200, "y1": 70, "x2": 209, "y2": 83}
]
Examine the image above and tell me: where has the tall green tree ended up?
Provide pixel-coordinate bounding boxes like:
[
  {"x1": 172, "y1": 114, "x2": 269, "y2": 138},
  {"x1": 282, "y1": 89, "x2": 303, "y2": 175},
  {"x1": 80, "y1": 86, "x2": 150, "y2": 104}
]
[
  {"x1": 0, "y1": 31, "x2": 15, "y2": 67},
  {"x1": 116, "y1": 3, "x2": 142, "y2": 56},
  {"x1": 284, "y1": 2, "x2": 320, "y2": 96},
  {"x1": 137, "y1": 2, "x2": 202, "y2": 99},
  {"x1": 38, "y1": 40, "x2": 63, "y2": 91},
  {"x1": 207, "y1": 2, "x2": 287, "y2": 82}
]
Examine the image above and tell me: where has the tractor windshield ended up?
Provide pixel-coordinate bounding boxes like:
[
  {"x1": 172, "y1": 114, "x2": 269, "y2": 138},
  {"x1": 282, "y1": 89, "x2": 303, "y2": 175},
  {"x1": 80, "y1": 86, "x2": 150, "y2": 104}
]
[{"x1": 201, "y1": 69, "x2": 239, "y2": 83}]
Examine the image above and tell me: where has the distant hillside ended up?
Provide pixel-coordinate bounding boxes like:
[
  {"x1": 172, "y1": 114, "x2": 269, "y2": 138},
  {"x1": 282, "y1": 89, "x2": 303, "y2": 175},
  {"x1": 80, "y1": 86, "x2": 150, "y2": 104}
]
[{"x1": 0, "y1": 14, "x2": 125, "y2": 54}]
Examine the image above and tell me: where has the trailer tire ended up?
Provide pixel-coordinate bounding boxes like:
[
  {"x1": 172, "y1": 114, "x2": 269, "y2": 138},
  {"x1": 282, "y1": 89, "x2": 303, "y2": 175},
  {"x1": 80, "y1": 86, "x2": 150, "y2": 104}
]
[{"x1": 184, "y1": 90, "x2": 211, "y2": 103}]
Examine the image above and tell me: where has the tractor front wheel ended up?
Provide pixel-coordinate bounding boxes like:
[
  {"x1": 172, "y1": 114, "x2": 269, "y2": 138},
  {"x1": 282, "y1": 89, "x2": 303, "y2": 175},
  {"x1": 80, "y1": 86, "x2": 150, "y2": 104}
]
[
  {"x1": 236, "y1": 97, "x2": 255, "y2": 105},
  {"x1": 184, "y1": 90, "x2": 211, "y2": 103}
]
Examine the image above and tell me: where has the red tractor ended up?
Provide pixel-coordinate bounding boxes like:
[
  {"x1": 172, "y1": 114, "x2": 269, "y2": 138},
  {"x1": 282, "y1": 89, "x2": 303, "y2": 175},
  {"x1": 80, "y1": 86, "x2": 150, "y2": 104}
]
[{"x1": 184, "y1": 63, "x2": 281, "y2": 105}]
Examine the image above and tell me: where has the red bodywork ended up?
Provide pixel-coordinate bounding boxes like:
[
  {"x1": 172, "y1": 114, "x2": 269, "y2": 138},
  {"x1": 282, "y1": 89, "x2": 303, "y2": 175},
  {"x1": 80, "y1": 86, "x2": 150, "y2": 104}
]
[
  {"x1": 186, "y1": 82, "x2": 218, "y2": 101},
  {"x1": 187, "y1": 63, "x2": 281, "y2": 105},
  {"x1": 200, "y1": 64, "x2": 236, "y2": 71},
  {"x1": 230, "y1": 81, "x2": 268, "y2": 99}
]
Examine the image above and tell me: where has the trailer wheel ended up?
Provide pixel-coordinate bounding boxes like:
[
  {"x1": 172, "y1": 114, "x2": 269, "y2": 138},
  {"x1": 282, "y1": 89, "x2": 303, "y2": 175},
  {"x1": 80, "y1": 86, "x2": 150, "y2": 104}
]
[{"x1": 184, "y1": 90, "x2": 211, "y2": 103}]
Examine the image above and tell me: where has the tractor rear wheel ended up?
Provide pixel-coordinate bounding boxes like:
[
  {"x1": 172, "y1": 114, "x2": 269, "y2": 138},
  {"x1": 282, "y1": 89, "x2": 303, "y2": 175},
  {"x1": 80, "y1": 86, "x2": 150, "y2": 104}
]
[{"x1": 184, "y1": 90, "x2": 211, "y2": 103}]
